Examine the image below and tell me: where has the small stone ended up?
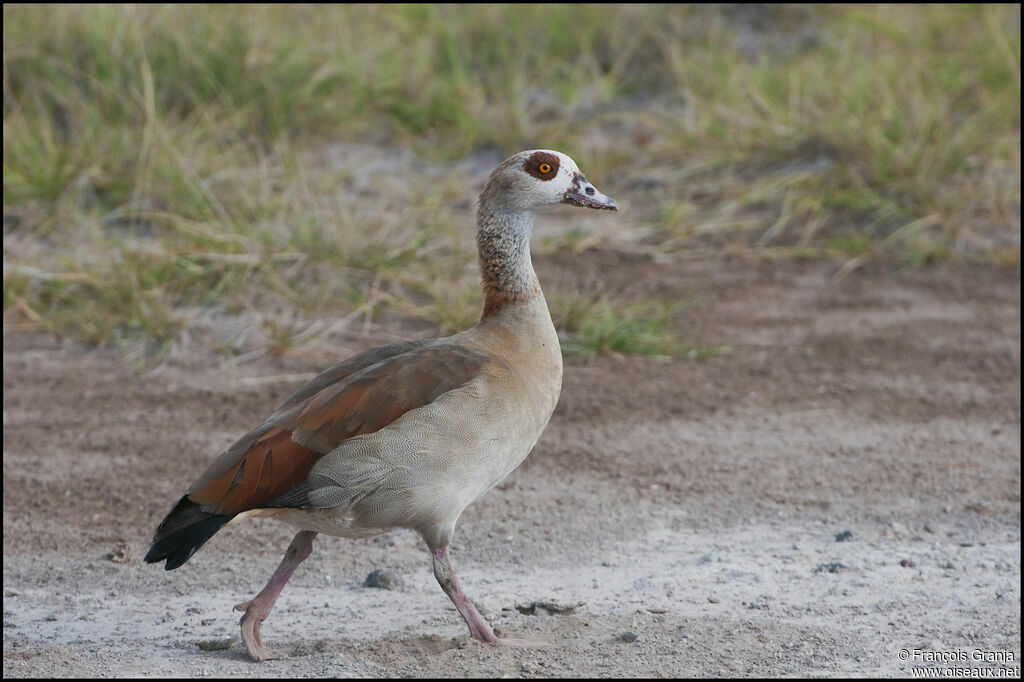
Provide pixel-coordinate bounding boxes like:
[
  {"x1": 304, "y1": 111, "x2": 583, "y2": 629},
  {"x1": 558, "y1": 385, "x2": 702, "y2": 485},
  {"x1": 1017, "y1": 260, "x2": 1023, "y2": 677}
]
[
  {"x1": 834, "y1": 530, "x2": 853, "y2": 542},
  {"x1": 899, "y1": 559, "x2": 916, "y2": 568},
  {"x1": 619, "y1": 630, "x2": 640, "y2": 643},
  {"x1": 815, "y1": 562, "x2": 845, "y2": 574},
  {"x1": 707, "y1": 596, "x2": 720, "y2": 604},
  {"x1": 363, "y1": 569, "x2": 403, "y2": 590},
  {"x1": 515, "y1": 598, "x2": 584, "y2": 615},
  {"x1": 104, "y1": 544, "x2": 131, "y2": 563}
]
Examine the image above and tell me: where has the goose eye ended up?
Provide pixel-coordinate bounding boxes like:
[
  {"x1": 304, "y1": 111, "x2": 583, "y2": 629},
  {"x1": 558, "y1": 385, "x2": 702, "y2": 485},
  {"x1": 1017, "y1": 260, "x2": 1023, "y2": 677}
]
[{"x1": 524, "y1": 152, "x2": 560, "y2": 180}]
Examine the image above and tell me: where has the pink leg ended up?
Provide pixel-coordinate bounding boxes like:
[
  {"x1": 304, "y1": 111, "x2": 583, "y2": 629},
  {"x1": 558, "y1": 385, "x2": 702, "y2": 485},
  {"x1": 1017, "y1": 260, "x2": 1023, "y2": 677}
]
[
  {"x1": 234, "y1": 530, "x2": 317, "y2": 661},
  {"x1": 431, "y1": 546, "x2": 498, "y2": 642},
  {"x1": 431, "y1": 546, "x2": 548, "y2": 647}
]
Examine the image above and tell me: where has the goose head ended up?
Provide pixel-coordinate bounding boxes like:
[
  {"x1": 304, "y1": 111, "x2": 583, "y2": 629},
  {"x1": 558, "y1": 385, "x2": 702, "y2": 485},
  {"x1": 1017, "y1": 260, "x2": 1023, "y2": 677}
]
[{"x1": 479, "y1": 149, "x2": 619, "y2": 215}]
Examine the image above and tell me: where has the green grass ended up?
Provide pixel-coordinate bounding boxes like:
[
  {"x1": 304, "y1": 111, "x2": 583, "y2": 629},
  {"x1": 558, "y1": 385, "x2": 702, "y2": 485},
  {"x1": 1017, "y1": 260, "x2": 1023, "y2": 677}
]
[
  {"x1": 3, "y1": 4, "x2": 1019, "y2": 359},
  {"x1": 551, "y1": 294, "x2": 722, "y2": 361}
]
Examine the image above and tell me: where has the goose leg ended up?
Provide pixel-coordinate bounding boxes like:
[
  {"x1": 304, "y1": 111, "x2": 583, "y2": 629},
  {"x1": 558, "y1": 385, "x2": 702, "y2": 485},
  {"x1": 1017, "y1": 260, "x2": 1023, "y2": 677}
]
[
  {"x1": 234, "y1": 530, "x2": 317, "y2": 661},
  {"x1": 431, "y1": 546, "x2": 548, "y2": 647},
  {"x1": 431, "y1": 546, "x2": 497, "y2": 642}
]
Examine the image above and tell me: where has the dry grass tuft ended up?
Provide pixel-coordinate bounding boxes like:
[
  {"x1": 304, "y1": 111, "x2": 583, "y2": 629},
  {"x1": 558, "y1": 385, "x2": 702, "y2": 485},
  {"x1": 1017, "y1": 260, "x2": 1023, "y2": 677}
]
[{"x1": 3, "y1": 5, "x2": 1019, "y2": 360}]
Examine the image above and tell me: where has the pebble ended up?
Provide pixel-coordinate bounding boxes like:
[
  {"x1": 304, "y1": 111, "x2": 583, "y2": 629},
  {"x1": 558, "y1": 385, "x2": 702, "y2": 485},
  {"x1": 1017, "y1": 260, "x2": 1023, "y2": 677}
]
[
  {"x1": 104, "y1": 544, "x2": 131, "y2": 563},
  {"x1": 515, "y1": 599, "x2": 584, "y2": 615},
  {"x1": 363, "y1": 569, "x2": 403, "y2": 590},
  {"x1": 834, "y1": 530, "x2": 853, "y2": 542},
  {"x1": 618, "y1": 631, "x2": 640, "y2": 643}
]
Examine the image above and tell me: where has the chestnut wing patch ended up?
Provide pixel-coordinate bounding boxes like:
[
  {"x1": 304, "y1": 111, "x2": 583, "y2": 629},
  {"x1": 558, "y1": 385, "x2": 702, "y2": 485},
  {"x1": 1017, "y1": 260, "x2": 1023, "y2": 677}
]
[{"x1": 186, "y1": 342, "x2": 487, "y2": 515}]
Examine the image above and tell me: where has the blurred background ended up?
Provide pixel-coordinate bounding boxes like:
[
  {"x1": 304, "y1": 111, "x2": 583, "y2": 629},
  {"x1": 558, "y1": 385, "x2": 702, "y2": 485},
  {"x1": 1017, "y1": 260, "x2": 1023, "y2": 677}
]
[{"x1": 3, "y1": 4, "x2": 1019, "y2": 365}]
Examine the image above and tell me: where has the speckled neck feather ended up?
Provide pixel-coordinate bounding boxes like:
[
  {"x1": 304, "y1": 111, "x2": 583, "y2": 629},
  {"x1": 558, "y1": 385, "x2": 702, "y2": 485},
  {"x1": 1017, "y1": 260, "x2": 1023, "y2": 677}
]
[{"x1": 476, "y1": 206, "x2": 541, "y2": 319}]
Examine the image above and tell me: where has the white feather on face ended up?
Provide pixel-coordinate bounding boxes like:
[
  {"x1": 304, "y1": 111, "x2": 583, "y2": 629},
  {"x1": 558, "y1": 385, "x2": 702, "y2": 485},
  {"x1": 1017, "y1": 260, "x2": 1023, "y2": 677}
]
[{"x1": 480, "y1": 150, "x2": 617, "y2": 214}]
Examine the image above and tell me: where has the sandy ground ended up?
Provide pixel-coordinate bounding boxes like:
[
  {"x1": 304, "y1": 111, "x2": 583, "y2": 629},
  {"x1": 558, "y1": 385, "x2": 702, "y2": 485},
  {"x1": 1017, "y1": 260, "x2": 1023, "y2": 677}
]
[{"x1": 2, "y1": 254, "x2": 1020, "y2": 677}]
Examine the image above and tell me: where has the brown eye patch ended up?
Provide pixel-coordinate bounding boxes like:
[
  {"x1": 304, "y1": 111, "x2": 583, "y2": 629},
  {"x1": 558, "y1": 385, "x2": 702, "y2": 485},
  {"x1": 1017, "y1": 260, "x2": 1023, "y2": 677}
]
[{"x1": 523, "y1": 152, "x2": 560, "y2": 181}]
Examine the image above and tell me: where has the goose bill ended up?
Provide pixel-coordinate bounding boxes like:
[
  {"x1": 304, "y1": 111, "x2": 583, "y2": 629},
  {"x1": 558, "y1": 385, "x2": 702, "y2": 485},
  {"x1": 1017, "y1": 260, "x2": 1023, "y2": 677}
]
[{"x1": 563, "y1": 176, "x2": 618, "y2": 210}]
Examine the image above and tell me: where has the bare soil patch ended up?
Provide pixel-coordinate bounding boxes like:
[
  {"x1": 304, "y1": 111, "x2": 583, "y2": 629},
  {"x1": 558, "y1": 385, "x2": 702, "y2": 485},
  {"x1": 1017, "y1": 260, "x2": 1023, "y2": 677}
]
[{"x1": 3, "y1": 254, "x2": 1020, "y2": 677}]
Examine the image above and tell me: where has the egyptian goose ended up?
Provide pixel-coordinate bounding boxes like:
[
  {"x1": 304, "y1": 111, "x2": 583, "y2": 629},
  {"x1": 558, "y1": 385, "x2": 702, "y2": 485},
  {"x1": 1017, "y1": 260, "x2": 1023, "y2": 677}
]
[{"x1": 145, "y1": 150, "x2": 618, "y2": 660}]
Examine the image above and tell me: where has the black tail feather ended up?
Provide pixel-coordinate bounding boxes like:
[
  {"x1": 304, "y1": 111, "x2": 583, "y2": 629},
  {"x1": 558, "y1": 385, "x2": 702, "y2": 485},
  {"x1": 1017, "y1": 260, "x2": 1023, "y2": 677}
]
[{"x1": 144, "y1": 495, "x2": 234, "y2": 570}]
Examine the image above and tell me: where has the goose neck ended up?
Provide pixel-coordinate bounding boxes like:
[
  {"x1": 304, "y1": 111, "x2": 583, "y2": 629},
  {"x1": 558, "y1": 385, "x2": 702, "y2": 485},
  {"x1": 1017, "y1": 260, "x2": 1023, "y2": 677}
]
[{"x1": 476, "y1": 208, "x2": 541, "y2": 319}]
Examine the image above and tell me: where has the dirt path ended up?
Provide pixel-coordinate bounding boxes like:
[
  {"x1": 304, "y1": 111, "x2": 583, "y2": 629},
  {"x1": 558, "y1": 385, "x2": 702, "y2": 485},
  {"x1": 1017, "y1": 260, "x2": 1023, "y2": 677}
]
[{"x1": 3, "y1": 255, "x2": 1020, "y2": 677}]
